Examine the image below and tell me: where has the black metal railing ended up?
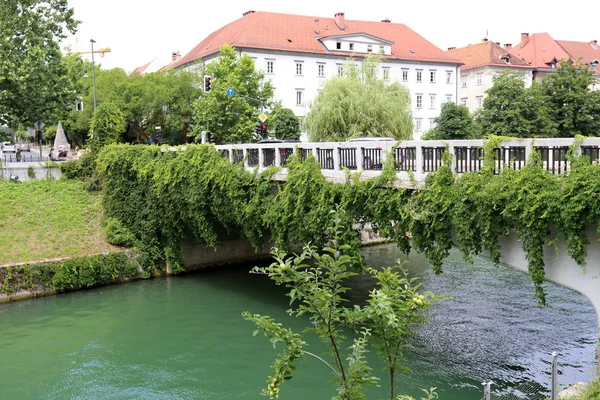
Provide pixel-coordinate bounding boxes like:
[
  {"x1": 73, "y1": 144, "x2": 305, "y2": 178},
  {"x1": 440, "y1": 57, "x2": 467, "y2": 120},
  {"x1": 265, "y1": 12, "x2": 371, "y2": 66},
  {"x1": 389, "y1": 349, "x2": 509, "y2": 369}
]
[
  {"x1": 422, "y1": 147, "x2": 445, "y2": 172},
  {"x1": 263, "y1": 148, "x2": 276, "y2": 167},
  {"x1": 494, "y1": 146, "x2": 526, "y2": 174},
  {"x1": 454, "y1": 147, "x2": 484, "y2": 173},
  {"x1": 535, "y1": 146, "x2": 569, "y2": 174},
  {"x1": 280, "y1": 148, "x2": 294, "y2": 167},
  {"x1": 1, "y1": 153, "x2": 49, "y2": 163},
  {"x1": 581, "y1": 146, "x2": 599, "y2": 163},
  {"x1": 247, "y1": 149, "x2": 259, "y2": 167},
  {"x1": 339, "y1": 148, "x2": 357, "y2": 170},
  {"x1": 395, "y1": 147, "x2": 416, "y2": 171},
  {"x1": 221, "y1": 150, "x2": 230, "y2": 159},
  {"x1": 317, "y1": 149, "x2": 334, "y2": 169},
  {"x1": 363, "y1": 148, "x2": 383, "y2": 170},
  {"x1": 232, "y1": 149, "x2": 244, "y2": 164}
]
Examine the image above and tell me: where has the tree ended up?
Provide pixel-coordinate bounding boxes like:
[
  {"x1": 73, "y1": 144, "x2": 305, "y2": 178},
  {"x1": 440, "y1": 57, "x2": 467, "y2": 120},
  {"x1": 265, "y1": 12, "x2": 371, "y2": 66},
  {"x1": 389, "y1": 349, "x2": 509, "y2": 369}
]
[
  {"x1": 88, "y1": 102, "x2": 125, "y2": 151},
  {"x1": 305, "y1": 56, "x2": 413, "y2": 142},
  {"x1": 0, "y1": 0, "x2": 79, "y2": 125},
  {"x1": 243, "y1": 209, "x2": 438, "y2": 400},
  {"x1": 267, "y1": 103, "x2": 300, "y2": 140},
  {"x1": 191, "y1": 45, "x2": 274, "y2": 144},
  {"x1": 542, "y1": 59, "x2": 600, "y2": 137},
  {"x1": 422, "y1": 102, "x2": 480, "y2": 140}
]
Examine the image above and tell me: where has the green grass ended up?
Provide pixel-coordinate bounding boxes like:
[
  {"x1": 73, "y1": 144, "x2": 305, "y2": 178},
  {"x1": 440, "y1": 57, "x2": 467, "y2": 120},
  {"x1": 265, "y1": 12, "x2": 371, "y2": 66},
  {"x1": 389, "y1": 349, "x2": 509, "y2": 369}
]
[
  {"x1": 559, "y1": 379, "x2": 600, "y2": 400},
  {"x1": 0, "y1": 179, "x2": 119, "y2": 265}
]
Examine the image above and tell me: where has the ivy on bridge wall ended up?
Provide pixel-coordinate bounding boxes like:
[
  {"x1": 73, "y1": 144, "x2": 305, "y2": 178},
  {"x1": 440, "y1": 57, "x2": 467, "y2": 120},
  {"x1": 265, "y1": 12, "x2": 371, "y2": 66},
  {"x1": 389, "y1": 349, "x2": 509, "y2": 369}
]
[{"x1": 96, "y1": 139, "x2": 600, "y2": 305}]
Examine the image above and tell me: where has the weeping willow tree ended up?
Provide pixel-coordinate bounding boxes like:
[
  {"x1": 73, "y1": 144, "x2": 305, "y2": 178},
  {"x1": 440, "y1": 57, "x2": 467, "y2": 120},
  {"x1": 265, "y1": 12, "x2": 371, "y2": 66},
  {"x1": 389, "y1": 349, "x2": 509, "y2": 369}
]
[{"x1": 305, "y1": 55, "x2": 413, "y2": 142}]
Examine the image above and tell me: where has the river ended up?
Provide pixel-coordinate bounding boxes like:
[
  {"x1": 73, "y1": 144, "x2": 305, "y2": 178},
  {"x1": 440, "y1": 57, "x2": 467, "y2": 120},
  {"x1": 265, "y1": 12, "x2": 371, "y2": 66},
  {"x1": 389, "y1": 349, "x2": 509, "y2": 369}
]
[{"x1": 0, "y1": 244, "x2": 597, "y2": 399}]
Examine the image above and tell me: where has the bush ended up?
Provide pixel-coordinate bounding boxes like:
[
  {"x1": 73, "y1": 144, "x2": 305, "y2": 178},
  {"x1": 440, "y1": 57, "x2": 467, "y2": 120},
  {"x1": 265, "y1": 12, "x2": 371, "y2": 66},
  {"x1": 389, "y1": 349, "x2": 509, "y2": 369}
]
[
  {"x1": 105, "y1": 217, "x2": 136, "y2": 247},
  {"x1": 27, "y1": 166, "x2": 35, "y2": 179}
]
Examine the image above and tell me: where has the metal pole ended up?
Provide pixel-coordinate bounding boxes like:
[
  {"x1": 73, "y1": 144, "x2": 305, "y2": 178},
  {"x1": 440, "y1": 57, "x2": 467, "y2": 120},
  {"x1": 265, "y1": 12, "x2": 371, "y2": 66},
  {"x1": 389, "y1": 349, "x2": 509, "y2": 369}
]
[
  {"x1": 551, "y1": 352, "x2": 558, "y2": 400},
  {"x1": 482, "y1": 381, "x2": 491, "y2": 400},
  {"x1": 90, "y1": 39, "x2": 97, "y2": 111}
]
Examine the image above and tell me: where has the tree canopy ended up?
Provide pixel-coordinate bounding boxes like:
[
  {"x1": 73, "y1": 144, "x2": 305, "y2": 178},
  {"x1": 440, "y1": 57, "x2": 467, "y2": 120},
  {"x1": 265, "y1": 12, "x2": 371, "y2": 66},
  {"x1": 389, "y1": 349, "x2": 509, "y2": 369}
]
[
  {"x1": 422, "y1": 102, "x2": 480, "y2": 140},
  {"x1": 190, "y1": 45, "x2": 274, "y2": 144},
  {"x1": 305, "y1": 56, "x2": 413, "y2": 142},
  {"x1": 0, "y1": 0, "x2": 79, "y2": 126},
  {"x1": 266, "y1": 103, "x2": 300, "y2": 140}
]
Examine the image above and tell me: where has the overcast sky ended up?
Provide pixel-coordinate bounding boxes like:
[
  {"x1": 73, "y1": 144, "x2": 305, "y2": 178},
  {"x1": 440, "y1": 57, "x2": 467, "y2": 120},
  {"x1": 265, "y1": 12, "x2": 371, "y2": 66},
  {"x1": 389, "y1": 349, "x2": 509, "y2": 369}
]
[{"x1": 64, "y1": 0, "x2": 599, "y2": 73}]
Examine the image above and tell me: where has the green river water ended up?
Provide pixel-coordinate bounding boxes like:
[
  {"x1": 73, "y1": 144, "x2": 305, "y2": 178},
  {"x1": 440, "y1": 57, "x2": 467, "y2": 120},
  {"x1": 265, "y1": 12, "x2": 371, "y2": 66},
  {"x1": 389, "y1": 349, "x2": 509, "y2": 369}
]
[{"x1": 0, "y1": 244, "x2": 597, "y2": 399}]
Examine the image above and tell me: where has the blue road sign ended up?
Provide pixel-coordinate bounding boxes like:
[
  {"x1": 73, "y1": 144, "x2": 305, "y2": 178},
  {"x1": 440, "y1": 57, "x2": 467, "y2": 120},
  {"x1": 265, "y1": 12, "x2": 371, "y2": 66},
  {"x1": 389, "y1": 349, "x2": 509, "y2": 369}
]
[{"x1": 226, "y1": 88, "x2": 235, "y2": 96}]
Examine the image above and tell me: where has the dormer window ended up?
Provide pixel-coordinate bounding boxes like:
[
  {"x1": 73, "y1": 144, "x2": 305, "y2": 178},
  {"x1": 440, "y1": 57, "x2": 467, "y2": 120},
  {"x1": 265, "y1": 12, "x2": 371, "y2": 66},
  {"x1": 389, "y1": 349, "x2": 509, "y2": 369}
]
[
  {"x1": 500, "y1": 54, "x2": 511, "y2": 64},
  {"x1": 336, "y1": 42, "x2": 342, "y2": 50},
  {"x1": 349, "y1": 43, "x2": 354, "y2": 51},
  {"x1": 367, "y1": 45, "x2": 373, "y2": 53}
]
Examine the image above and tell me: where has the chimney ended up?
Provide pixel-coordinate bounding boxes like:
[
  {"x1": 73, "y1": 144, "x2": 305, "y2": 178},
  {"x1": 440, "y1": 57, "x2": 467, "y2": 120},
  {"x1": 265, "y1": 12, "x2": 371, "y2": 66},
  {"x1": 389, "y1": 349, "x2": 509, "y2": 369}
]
[
  {"x1": 242, "y1": 10, "x2": 255, "y2": 17},
  {"x1": 447, "y1": 47, "x2": 456, "y2": 50},
  {"x1": 314, "y1": 19, "x2": 320, "y2": 34},
  {"x1": 521, "y1": 33, "x2": 529, "y2": 45},
  {"x1": 171, "y1": 51, "x2": 181, "y2": 62},
  {"x1": 334, "y1": 12, "x2": 345, "y2": 31},
  {"x1": 495, "y1": 42, "x2": 500, "y2": 46},
  {"x1": 381, "y1": 18, "x2": 391, "y2": 23},
  {"x1": 504, "y1": 43, "x2": 512, "y2": 50},
  {"x1": 482, "y1": 38, "x2": 488, "y2": 42}
]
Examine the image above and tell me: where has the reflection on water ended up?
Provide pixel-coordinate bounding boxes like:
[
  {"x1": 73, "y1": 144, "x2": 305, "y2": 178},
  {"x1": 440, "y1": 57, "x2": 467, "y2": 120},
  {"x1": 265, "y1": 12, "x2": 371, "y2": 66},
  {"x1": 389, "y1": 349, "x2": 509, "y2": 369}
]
[{"x1": 0, "y1": 243, "x2": 596, "y2": 400}]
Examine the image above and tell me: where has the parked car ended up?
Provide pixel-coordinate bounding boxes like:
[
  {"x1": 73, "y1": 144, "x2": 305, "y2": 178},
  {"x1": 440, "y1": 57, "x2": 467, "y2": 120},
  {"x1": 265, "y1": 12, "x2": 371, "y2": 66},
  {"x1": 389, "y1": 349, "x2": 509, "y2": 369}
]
[
  {"x1": 1, "y1": 141, "x2": 12, "y2": 150},
  {"x1": 346, "y1": 137, "x2": 396, "y2": 143},
  {"x1": 18, "y1": 143, "x2": 31, "y2": 151},
  {"x1": 2, "y1": 143, "x2": 17, "y2": 153}
]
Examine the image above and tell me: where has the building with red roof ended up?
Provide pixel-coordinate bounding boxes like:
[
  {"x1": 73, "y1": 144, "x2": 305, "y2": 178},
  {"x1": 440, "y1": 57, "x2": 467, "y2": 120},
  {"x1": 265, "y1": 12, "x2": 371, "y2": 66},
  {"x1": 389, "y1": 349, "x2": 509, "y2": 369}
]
[
  {"x1": 171, "y1": 10, "x2": 462, "y2": 139},
  {"x1": 447, "y1": 39, "x2": 534, "y2": 111}
]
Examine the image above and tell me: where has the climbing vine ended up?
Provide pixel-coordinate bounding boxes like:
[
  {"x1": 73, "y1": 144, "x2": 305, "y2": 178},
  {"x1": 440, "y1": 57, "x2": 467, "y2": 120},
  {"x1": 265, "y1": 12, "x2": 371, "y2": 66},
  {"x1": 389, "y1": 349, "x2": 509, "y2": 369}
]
[{"x1": 95, "y1": 139, "x2": 599, "y2": 305}]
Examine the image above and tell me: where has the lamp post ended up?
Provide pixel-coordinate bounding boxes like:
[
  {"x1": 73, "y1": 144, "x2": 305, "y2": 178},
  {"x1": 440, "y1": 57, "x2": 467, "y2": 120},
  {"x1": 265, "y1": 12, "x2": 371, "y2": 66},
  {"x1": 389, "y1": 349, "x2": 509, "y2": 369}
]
[{"x1": 90, "y1": 39, "x2": 97, "y2": 111}]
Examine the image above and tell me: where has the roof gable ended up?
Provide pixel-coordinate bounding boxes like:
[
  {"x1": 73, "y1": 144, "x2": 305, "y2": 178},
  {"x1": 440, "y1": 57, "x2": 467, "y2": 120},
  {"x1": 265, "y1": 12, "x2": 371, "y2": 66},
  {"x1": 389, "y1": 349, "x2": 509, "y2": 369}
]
[
  {"x1": 447, "y1": 40, "x2": 531, "y2": 70},
  {"x1": 511, "y1": 33, "x2": 570, "y2": 69},
  {"x1": 556, "y1": 40, "x2": 600, "y2": 73},
  {"x1": 170, "y1": 11, "x2": 460, "y2": 69}
]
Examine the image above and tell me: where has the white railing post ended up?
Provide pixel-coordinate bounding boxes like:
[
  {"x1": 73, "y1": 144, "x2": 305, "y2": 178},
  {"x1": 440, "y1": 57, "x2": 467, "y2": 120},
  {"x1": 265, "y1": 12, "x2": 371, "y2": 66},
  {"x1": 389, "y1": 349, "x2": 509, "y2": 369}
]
[
  {"x1": 449, "y1": 144, "x2": 457, "y2": 174},
  {"x1": 274, "y1": 145, "x2": 281, "y2": 167},
  {"x1": 415, "y1": 142, "x2": 424, "y2": 182},
  {"x1": 332, "y1": 144, "x2": 340, "y2": 171},
  {"x1": 243, "y1": 147, "x2": 248, "y2": 169},
  {"x1": 551, "y1": 352, "x2": 558, "y2": 400},
  {"x1": 357, "y1": 146, "x2": 365, "y2": 171},
  {"x1": 258, "y1": 147, "x2": 264, "y2": 170}
]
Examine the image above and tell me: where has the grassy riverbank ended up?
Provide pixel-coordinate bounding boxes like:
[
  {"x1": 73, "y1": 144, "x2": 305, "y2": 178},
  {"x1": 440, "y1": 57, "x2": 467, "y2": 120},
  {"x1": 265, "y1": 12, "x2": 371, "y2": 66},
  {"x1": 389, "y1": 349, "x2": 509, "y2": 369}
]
[{"x1": 0, "y1": 179, "x2": 119, "y2": 265}]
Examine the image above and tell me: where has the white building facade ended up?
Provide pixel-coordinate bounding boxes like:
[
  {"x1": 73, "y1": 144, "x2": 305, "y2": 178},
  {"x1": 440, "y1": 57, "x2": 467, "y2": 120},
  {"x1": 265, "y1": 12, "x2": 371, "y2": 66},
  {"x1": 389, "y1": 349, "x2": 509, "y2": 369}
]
[{"x1": 172, "y1": 11, "x2": 461, "y2": 139}]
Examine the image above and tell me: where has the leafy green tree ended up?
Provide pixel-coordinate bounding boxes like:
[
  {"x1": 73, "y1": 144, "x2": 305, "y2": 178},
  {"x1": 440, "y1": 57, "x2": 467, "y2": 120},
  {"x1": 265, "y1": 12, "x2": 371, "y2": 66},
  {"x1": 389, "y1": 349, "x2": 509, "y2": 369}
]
[
  {"x1": 267, "y1": 103, "x2": 300, "y2": 140},
  {"x1": 542, "y1": 59, "x2": 600, "y2": 137},
  {"x1": 305, "y1": 56, "x2": 413, "y2": 142},
  {"x1": 88, "y1": 102, "x2": 125, "y2": 151},
  {"x1": 243, "y1": 209, "x2": 438, "y2": 400},
  {"x1": 0, "y1": 0, "x2": 79, "y2": 125},
  {"x1": 191, "y1": 45, "x2": 274, "y2": 144},
  {"x1": 422, "y1": 102, "x2": 480, "y2": 140}
]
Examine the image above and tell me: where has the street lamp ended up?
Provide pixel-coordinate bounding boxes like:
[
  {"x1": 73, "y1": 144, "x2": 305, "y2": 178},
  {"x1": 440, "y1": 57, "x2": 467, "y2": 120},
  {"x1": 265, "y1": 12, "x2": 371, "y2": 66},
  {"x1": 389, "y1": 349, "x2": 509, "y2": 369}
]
[{"x1": 90, "y1": 39, "x2": 97, "y2": 111}]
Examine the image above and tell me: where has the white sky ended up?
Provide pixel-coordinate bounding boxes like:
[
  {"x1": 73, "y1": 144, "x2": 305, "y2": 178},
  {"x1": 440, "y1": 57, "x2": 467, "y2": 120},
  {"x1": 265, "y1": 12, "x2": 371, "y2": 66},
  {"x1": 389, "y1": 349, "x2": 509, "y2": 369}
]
[{"x1": 64, "y1": 0, "x2": 599, "y2": 73}]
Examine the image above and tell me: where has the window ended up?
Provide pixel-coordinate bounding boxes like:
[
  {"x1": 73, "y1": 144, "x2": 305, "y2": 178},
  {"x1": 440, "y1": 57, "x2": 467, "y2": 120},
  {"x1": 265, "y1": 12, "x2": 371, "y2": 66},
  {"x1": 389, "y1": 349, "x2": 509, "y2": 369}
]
[
  {"x1": 416, "y1": 94, "x2": 423, "y2": 109},
  {"x1": 446, "y1": 94, "x2": 453, "y2": 103},
  {"x1": 429, "y1": 119, "x2": 436, "y2": 129},
  {"x1": 415, "y1": 119, "x2": 423, "y2": 133},
  {"x1": 296, "y1": 62, "x2": 303, "y2": 76},
  {"x1": 379, "y1": 45, "x2": 385, "y2": 53},
  {"x1": 402, "y1": 69, "x2": 408, "y2": 82},
  {"x1": 461, "y1": 97, "x2": 468, "y2": 106},
  {"x1": 476, "y1": 96, "x2": 483, "y2": 109},
  {"x1": 429, "y1": 94, "x2": 436, "y2": 109},
  {"x1": 266, "y1": 60, "x2": 274, "y2": 74},
  {"x1": 461, "y1": 76, "x2": 467, "y2": 88},
  {"x1": 416, "y1": 70, "x2": 422, "y2": 82},
  {"x1": 318, "y1": 63, "x2": 325, "y2": 77},
  {"x1": 367, "y1": 44, "x2": 373, "y2": 53},
  {"x1": 349, "y1": 43, "x2": 354, "y2": 51},
  {"x1": 446, "y1": 71, "x2": 452, "y2": 84},
  {"x1": 476, "y1": 73, "x2": 483, "y2": 86},
  {"x1": 382, "y1": 67, "x2": 390, "y2": 80},
  {"x1": 430, "y1": 70, "x2": 436, "y2": 83},
  {"x1": 337, "y1": 64, "x2": 343, "y2": 77},
  {"x1": 336, "y1": 42, "x2": 342, "y2": 50},
  {"x1": 296, "y1": 90, "x2": 304, "y2": 106}
]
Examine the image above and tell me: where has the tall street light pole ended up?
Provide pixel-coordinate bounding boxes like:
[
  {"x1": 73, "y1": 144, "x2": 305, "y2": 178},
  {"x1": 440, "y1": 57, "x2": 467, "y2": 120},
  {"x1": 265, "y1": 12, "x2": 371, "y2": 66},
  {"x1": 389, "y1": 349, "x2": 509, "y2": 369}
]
[{"x1": 90, "y1": 39, "x2": 97, "y2": 111}]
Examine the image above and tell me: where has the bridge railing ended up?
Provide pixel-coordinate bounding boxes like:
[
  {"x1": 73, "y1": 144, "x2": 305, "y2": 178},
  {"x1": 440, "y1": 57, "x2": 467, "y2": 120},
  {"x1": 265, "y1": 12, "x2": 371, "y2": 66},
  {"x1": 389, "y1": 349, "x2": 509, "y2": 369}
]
[{"x1": 215, "y1": 138, "x2": 600, "y2": 184}]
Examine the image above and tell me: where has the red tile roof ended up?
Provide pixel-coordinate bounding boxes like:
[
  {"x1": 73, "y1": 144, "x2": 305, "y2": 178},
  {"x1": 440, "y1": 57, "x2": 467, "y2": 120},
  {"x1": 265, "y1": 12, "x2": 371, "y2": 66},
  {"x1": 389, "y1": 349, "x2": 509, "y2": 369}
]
[
  {"x1": 170, "y1": 11, "x2": 460, "y2": 69},
  {"x1": 556, "y1": 40, "x2": 600, "y2": 73},
  {"x1": 133, "y1": 61, "x2": 152, "y2": 75},
  {"x1": 510, "y1": 33, "x2": 570, "y2": 69},
  {"x1": 447, "y1": 40, "x2": 532, "y2": 71}
]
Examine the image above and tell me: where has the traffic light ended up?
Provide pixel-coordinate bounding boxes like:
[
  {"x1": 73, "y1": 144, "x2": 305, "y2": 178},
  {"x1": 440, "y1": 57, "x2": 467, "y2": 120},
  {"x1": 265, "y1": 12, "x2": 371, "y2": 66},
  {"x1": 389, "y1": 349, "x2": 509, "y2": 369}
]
[
  {"x1": 255, "y1": 124, "x2": 262, "y2": 136},
  {"x1": 35, "y1": 130, "x2": 41, "y2": 142},
  {"x1": 261, "y1": 124, "x2": 267, "y2": 136},
  {"x1": 204, "y1": 75, "x2": 212, "y2": 93}
]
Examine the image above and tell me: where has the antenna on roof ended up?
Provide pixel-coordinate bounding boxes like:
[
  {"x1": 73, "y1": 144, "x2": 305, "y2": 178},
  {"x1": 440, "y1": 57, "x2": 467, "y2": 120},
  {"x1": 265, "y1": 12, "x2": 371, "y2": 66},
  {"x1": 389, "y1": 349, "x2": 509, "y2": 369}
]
[{"x1": 485, "y1": 29, "x2": 489, "y2": 40}]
